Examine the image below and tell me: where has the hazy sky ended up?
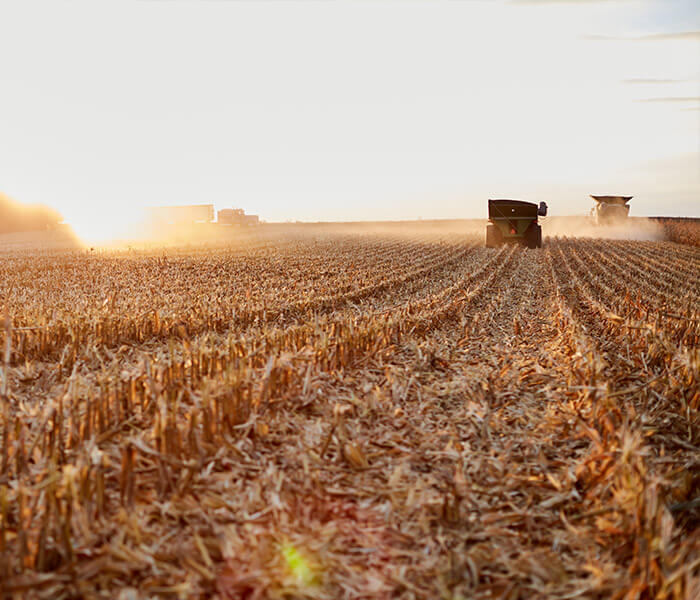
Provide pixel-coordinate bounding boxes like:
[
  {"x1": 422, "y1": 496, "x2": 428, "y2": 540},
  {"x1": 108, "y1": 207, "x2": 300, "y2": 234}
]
[{"x1": 1, "y1": 0, "x2": 698, "y2": 239}]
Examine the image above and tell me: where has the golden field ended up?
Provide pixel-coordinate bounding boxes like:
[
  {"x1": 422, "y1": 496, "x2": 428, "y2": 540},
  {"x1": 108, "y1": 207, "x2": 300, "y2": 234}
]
[{"x1": 0, "y1": 223, "x2": 698, "y2": 599}]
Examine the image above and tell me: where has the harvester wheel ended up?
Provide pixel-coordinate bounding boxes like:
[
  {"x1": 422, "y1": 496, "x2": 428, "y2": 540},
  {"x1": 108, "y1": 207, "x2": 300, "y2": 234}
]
[
  {"x1": 486, "y1": 225, "x2": 501, "y2": 248},
  {"x1": 536, "y1": 225, "x2": 543, "y2": 248},
  {"x1": 525, "y1": 224, "x2": 541, "y2": 249}
]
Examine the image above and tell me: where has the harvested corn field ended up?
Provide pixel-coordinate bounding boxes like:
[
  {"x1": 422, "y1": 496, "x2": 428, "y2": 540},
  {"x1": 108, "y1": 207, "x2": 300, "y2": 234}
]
[{"x1": 0, "y1": 227, "x2": 698, "y2": 599}]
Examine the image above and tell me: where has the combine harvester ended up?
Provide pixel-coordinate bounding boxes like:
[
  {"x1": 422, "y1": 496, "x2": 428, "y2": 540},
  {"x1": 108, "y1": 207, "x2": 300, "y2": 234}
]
[
  {"x1": 486, "y1": 199, "x2": 547, "y2": 249},
  {"x1": 590, "y1": 195, "x2": 632, "y2": 226}
]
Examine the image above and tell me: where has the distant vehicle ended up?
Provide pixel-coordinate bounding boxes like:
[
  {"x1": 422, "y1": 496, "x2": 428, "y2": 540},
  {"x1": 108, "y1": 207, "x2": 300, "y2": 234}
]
[
  {"x1": 146, "y1": 205, "x2": 261, "y2": 228},
  {"x1": 217, "y1": 208, "x2": 260, "y2": 226},
  {"x1": 486, "y1": 199, "x2": 547, "y2": 249},
  {"x1": 217, "y1": 208, "x2": 245, "y2": 225},
  {"x1": 590, "y1": 195, "x2": 632, "y2": 225}
]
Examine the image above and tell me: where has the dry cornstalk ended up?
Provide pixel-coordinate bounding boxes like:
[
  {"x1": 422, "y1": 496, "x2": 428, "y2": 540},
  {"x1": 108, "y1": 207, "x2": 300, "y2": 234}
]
[{"x1": 0, "y1": 226, "x2": 697, "y2": 599}]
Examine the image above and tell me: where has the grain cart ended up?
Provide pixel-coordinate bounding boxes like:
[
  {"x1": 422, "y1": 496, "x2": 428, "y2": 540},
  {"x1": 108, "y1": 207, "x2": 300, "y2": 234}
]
[
  {"x1": 590, "y1": 195, "x2": 631, "y2": 225},
  {"x1": 486, "y1": 199, "x2": 547, "y2": 249}
]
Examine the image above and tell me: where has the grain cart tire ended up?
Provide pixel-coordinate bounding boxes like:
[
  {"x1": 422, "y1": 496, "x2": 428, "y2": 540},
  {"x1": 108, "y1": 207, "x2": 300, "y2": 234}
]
[
  {"x1": 525, "y1": 224, "x2": 539, "y2": 249},
  {"x1": 486, "y1": 225, "x2": 501, "y2": 248}
]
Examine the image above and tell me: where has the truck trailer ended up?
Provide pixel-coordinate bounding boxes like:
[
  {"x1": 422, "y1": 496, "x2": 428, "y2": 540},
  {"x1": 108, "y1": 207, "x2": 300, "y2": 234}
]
[{"x1": 486, "y1": 199, "x2": 547, "y2": 249}]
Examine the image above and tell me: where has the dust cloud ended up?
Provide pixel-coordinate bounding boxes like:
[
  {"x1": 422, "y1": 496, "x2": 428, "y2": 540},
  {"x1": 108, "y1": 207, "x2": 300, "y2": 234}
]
[
  {"x1": 101, "y1": 219, "x2": 488, "y2": 250},
  {"x1": 82, "y1": 216, "x2": 669, "y2": 249},
  {"x1": 276, "y1": 219, "x2": 485, "y2": 236},
  {"x1": 0, "y1": 212, "x2": 672, "y2": 252},
  {"x1": 0, "y1": 192, "x2": 81, "y2": 250},
  {"x1": 0, "y1": 193, "x2": 63, "y2": 234},
  {"x1": 542, "y1": 216, "x2": 664, "y2": 242}
]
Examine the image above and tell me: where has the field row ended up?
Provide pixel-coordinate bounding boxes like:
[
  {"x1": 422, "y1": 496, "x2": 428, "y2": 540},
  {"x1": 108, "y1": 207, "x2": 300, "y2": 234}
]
[{"x1": 0, "y1": 231, "x2": 698, "y2": 599}]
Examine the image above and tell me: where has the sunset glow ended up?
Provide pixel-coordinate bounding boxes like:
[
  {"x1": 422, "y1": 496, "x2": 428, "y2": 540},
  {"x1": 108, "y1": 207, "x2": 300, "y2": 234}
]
[{"x1": 0, "y1": 0, "x2": 697, "y2": 239}]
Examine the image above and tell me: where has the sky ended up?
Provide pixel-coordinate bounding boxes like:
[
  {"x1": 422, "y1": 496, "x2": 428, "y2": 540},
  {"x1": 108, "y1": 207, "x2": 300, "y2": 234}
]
[{"x1": 0, "y1": 0, "x2": 698, "y2": 240}]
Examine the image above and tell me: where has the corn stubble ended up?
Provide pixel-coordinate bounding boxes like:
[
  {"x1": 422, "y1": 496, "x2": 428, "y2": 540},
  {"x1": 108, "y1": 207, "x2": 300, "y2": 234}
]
[{"x1": 0, "y1": 226, "x2": 698, "y2": 599}]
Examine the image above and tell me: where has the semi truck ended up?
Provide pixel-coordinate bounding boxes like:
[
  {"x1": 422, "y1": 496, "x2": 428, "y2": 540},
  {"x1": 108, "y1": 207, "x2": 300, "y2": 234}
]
[
  {"x1": 147, "y1": 205, "x2": 260, "y2": 227},
  {"x1": 218, "y1": 208, "x2": 260, "y2": 226}
]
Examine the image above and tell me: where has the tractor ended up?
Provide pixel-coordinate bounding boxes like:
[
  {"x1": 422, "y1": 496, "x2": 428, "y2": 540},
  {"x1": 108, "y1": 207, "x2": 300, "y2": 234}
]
[{"x1": 486, "y1": 199, "x2": 547, "y2": 249}]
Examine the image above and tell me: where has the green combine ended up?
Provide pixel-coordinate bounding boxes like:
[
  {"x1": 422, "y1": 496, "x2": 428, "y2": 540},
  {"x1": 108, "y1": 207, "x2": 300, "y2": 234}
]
[{"x1": 486, "y1": 199, "x2": 547, "y2": 249}]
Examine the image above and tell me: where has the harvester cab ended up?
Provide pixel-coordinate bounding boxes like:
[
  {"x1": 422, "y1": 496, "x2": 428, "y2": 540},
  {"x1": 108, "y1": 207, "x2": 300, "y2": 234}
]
[{"x1": 486, "y1": 199, "x2": 546, "y2": 249}]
